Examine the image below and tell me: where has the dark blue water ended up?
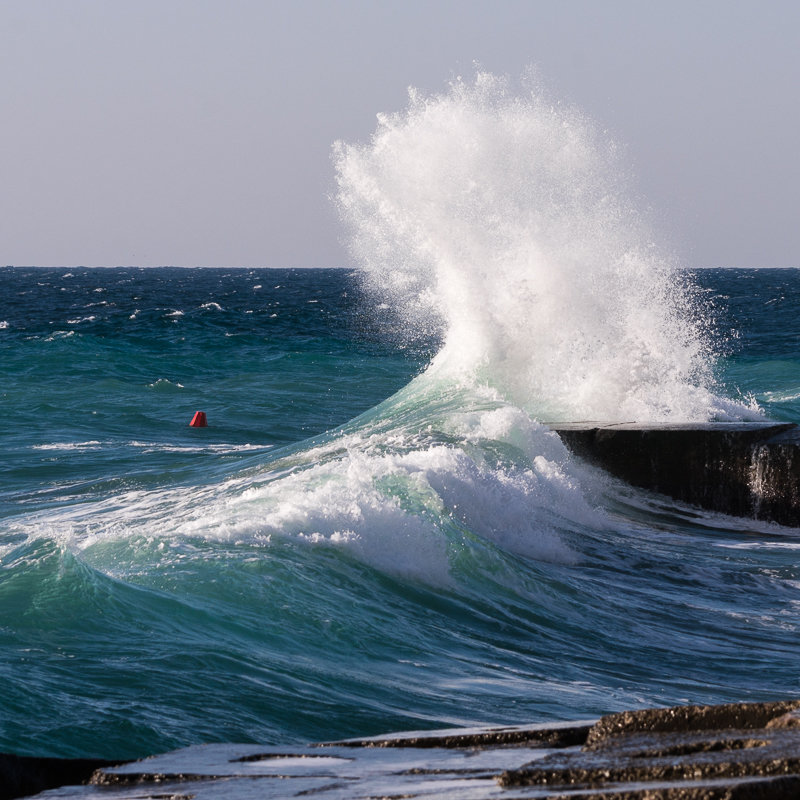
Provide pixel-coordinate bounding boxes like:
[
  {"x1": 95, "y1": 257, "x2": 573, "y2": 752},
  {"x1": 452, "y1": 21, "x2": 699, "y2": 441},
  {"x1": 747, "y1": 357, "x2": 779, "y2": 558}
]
[
  {"x1": 1, "y1": 266, "x2": 799, "y2": 761},
  {"x1": 697, "y1": 268, "x2": 800, "y2": 422}
]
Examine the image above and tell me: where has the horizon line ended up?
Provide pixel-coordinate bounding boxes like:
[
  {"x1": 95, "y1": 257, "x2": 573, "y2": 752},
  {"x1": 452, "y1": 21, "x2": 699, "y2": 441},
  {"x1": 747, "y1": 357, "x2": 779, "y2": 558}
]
[{"x1": 2, "y1": 263, "x2": 799, "y2": 271}]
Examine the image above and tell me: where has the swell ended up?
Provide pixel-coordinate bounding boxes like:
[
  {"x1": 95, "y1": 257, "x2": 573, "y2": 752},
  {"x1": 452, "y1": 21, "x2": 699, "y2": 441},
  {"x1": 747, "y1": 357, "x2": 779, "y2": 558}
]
[{"x1": 4, "y1": 467, "x2": 799, "y2": 760}]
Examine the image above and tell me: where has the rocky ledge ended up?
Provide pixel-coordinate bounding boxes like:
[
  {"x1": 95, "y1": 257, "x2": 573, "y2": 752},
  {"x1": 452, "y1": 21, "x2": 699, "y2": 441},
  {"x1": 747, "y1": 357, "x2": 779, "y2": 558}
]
[{"x1": 7, "y1": 699, "x2": 800, "y2": 799}]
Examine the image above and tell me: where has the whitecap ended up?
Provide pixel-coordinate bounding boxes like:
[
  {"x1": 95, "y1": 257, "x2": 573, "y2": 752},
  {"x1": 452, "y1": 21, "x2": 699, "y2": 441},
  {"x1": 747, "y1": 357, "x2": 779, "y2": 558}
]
[
  {"x1": 147, "y1": 378, "x2": 185, "y2": 389},
  {"x1": 32, "y1": 441, "x2": 104, "y2": 451}
]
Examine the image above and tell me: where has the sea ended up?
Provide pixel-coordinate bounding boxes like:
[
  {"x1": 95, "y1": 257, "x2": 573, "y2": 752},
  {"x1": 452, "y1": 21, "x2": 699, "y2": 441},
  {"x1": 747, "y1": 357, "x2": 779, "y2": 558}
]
[{"x1": 2, "y1": 74, "x2": 800, "y2": 762}]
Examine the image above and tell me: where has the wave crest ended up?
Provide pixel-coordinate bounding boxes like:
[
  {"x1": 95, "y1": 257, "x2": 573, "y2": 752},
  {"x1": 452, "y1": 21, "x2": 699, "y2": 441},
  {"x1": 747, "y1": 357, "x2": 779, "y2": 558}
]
[{"x1": 334, "y1": 70, "x2": 756, "y2": 423}]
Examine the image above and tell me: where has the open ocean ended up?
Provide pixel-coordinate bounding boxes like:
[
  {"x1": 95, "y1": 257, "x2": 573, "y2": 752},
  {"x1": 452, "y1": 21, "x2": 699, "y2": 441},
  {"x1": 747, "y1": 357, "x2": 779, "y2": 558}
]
[{"x1": 2, "y1": 76, "x2": 800, "y2": 762}]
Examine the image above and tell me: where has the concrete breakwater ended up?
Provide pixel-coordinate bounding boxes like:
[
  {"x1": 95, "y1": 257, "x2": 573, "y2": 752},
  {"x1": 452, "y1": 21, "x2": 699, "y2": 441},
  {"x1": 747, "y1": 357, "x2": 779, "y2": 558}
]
[
  {"x1": 7, "y1": 699, "x2": 800, "y2": 799},
  {"x1": 552, "y1": 422, "x2": 800, "y2": 527}
]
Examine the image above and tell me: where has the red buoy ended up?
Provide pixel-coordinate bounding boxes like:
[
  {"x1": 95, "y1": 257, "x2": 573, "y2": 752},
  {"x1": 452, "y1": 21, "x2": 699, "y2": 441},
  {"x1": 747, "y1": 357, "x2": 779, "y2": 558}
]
[{"x1": 189, "y1": 411, "x2": 207, "y2": 427}]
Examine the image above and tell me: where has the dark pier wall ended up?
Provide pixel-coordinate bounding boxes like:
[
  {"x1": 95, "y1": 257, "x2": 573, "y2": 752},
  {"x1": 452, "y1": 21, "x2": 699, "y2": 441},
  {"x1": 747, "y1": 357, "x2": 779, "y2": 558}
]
[{"x1": 553, "y1": 422, "x2": 800, "y2": 527}]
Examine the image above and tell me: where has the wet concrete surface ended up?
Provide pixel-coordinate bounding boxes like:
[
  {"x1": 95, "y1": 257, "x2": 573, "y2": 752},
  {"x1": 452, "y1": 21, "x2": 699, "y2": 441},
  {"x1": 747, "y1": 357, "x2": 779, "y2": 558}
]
[{"x1": 14, "y1": 700, "x2": 800, "y2": 799}]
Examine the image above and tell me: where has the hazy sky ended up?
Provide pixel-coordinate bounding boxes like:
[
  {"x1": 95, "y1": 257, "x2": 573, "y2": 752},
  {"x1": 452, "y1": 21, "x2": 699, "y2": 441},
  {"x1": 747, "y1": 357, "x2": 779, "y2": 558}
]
[{"x1": 2, "y1": 0, "x2": 798, "y2": 268}]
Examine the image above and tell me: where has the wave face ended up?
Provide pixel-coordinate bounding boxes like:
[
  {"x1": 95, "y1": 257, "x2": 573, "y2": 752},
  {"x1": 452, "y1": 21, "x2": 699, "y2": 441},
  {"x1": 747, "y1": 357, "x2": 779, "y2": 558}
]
[{"x1": 334, "y1": 71, "x2": 753, "y2": 423}]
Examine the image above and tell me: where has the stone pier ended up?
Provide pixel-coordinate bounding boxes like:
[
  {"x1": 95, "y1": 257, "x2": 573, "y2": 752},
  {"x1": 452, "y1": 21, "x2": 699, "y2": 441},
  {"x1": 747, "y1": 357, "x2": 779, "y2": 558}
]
[{"x1": 552, "y1": 422, "x2": 800, "y2": 527}]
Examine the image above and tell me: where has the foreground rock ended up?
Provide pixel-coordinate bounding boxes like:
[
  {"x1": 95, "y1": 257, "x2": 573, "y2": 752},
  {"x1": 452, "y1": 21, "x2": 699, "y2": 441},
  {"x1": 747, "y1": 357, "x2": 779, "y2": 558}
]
[
  {"x1": 15, "y1": 699, "x2": 800, "y2": 799},
  {"x1": 500, "y1": 700, "x2": 800, "y2": 799},
  {"x1": 553, "y1": 422, "x2": 800, "y2": 527}
]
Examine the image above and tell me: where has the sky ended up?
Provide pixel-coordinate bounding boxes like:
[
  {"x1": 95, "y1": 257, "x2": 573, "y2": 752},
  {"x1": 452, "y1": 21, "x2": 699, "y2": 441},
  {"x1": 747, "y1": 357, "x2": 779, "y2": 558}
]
[{"x1": 1, "y1": 0, "x2": 798, "y2": 269}]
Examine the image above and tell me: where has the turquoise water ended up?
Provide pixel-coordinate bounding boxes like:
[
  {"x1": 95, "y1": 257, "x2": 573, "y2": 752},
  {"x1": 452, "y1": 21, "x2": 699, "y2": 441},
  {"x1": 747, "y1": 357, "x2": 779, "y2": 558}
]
[{"x1": 1, "y1": 265, "x2": 799, "y2": 761}]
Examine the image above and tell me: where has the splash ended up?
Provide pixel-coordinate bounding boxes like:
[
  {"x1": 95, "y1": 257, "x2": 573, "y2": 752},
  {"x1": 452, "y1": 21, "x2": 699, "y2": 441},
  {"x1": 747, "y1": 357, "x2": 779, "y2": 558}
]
[{"x1": 334, "y1": 71, "x2": 755, "y2": 422}]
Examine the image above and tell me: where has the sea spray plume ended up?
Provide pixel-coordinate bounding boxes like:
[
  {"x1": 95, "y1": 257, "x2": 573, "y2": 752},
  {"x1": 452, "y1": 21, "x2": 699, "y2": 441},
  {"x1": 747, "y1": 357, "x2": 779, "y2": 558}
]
[{"x1": 334, "y1": 71, "x2": 755, "y2": 422}]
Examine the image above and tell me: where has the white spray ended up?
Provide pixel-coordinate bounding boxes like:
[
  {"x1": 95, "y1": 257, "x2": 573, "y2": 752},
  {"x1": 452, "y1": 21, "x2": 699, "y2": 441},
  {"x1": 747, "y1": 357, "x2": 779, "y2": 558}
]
[{"x1": 335, "y1": 71, "x2": 754, "y2": 422}]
